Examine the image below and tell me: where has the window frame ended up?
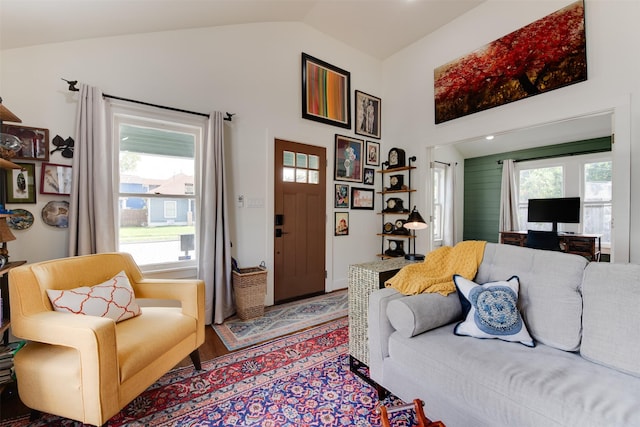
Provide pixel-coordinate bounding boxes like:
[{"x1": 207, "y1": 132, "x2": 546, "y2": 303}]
[
  {"x1": 515, "y1": 152, "x2": 612, "y2": 244},
  {"x1": 111, "y1": 102, "x2": 205, "y2": 273},
  {"x1": 432, "y1": 163, "x2": 446, "y2": 245}
]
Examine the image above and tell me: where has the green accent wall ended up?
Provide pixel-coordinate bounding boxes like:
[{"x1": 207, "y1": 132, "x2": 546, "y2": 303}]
[{"x1": 463, "y1": 137, "x2": 611, "y2": 243}]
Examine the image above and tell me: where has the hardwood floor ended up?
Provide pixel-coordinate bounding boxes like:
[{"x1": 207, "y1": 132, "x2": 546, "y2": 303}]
[
  {"x1": 176, "y1": 325, "x2": 232, "y2": 367},
  {"x1": 0, "y1": 326, "x2": 232, "y2": 420}
]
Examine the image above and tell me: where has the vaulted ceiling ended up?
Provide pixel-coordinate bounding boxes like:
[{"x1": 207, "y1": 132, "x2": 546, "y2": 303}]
[{"x1": 0, "y1": 0, "x2": 483, "y2": 59}]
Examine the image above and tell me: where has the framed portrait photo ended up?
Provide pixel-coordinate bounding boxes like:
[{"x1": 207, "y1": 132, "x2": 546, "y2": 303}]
[
  {"x1": 355, "y1": 90, "x2": 381, "y2": 139},
  {"x1": 364, "y1": 168, "x2": 375, "y2": 185},
  {"x1": 1, "y1": 124, "x2": 49, "y2": 161},
  {"x1": 335, "y1": 184, "x2": 349, "y2": 208},
  {"x1": 6, "y1": 162, "x2": 36, "y2": 204},
  {"x1": 40, "y1": 163, "x2": 72, "y2": 195},
  {"x1": 351, "y1": 187, "x2": 375, "y2": 210},
  {"x1": 365, "y1": 140, "x2": 380, "y2": 166},
  {"x1": 334, "y1": 134, "x2": 364, "y2": 183},
  {"x1": 302, "y1": 53, "x2": 351, "y2": 129},
  {"x1": 335, "y1": 212, "x2": 349, "y2": 236}
]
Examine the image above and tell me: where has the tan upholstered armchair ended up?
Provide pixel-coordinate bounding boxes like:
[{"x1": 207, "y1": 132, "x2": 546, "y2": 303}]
[{"x1": 9, "y1": 252, "x2": 205, "y2": 426}]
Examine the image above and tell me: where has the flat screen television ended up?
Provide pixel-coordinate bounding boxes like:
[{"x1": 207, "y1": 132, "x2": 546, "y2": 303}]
[{"x1": 527, "y1": 197, "x2": 580, "y2": 232}]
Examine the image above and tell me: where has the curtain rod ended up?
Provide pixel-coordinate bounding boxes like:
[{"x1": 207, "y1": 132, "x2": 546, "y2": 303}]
[
  {"x1": 62, "y1": 78, "x2": 234, "y2": 121},
  {"x1": 496, "y1": 149, "x2": 608, "y2": 165},
  {"x1": 434, "y1": 160, "x2": 451, "y2": 166}
]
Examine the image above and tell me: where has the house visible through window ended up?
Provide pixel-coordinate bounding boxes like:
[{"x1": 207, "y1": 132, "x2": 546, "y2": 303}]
[{"x1": 115, "y1": 111, "x2": 203, "y2": 269}]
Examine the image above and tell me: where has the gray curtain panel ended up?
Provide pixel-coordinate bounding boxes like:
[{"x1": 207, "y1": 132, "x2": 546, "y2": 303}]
[{"x1": 68, "y1": 84, "x2": 117, "y2": 256}]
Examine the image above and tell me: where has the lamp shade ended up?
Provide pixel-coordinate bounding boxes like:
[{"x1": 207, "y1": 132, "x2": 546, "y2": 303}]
[
  {"x1": 0, "y1": 220, "x2": 16, "y2": 243},
  {"x1": 404, "y1": 206, "x2": 428, "y2": 230}
]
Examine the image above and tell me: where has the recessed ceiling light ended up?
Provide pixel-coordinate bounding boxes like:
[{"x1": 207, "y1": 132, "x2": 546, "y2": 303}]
[{"x1": 485, "y1": 135, "x2": 494, "y2": 140}]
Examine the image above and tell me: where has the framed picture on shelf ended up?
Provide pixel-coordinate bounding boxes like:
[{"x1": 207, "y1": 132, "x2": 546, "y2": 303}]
[
  {"x1": 351, "y1": 187, "x2": 375, "y2": 210},
  {"x1": 301, "y1": 53, "x2": 351, "y2": 129},
  {"x1": 364, "y1": 168, "x2": 375, "y2": 185},
  {"x1": 334, "y1": 134, "x2": 364, "y2": 183},
  {"x1": 335, "y1": 212, "x2": 349, "y2": 236},
  {"x1": 40, "y1": 163, "x2": 72, "y2": 195},
  {"x1": 6, "y1": 162, "x2": 36, "y2": 204},
  {"x1": 355, "y1": 90, "x2": 381, "y2": 139},
  {"x1": 335, "y1": 184, "x2": 349, "y2": 208},
  {"x1": 365, "y1": 140, "x2": 380, "y2": 166},
  {"x1": 1, "y1": 124, "x2": 49, "y2": 161}
]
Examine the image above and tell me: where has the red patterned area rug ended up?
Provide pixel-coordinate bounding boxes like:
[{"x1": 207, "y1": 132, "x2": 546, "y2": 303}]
[{"x1": 1, "y1": 317, "x2": 406, "y2": 426}]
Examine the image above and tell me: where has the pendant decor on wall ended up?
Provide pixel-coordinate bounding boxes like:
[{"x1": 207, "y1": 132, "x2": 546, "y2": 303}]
[
  {"x1": 42, "y1": 200, "x2": 69, "y2": 228},
  {"x1": 434, "y1": 0, "x2": 587, "y2": 124}
]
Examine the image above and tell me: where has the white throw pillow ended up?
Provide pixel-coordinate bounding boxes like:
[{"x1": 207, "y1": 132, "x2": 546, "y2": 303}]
[
  {"x1": 453, "y1": 274, "x2": 534, "y2": 347},
  {"x1": 46, "y1": 270, "x2": 142, "y2": 323}
]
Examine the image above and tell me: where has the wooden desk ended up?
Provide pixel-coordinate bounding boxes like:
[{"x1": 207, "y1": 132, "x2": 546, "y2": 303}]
[{"x1": 499, "y1": 231, "x2": 601, "y2": 261}]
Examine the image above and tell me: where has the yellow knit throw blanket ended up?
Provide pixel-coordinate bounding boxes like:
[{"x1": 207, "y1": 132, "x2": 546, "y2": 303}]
[{"x1": 385, "y1": 240, "x2": 487, "y2": 296}]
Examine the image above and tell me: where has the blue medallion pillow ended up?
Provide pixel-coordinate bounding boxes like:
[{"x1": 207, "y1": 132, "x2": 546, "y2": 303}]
[{"x1": 453, "y1": 274, "x2": 535, "y2": 347}]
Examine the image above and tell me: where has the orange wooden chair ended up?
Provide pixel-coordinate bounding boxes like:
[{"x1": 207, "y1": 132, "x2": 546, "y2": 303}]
[{"x1": 378, "y1": 399, "x2": 445, "y2": 427}]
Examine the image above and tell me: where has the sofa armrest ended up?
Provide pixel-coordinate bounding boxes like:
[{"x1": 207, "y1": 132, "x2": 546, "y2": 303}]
[
  {"x1": 12, "y1": 311, "x2": 119, "y2": 400},
  {"x1": 133, "y1": 279, "x2": 205, "y2": 345},
  {"x1": 386, "y1": 292, "x2": 462, "y2": 338},
  {"x1": 368, "y1": 287, "x2": 405, "y2": 383}
]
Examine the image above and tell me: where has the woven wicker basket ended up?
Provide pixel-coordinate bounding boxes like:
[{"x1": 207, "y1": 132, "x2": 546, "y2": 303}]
[{"x1": 232, "y1": 266, "x2": 267, "y2": 320}]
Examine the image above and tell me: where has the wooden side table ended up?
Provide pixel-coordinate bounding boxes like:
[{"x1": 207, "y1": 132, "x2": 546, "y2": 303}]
[{"x1": 348, "y1": 258, "x2": 416, "y2": 389}]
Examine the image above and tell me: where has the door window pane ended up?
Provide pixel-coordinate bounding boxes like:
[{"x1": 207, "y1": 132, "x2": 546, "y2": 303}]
[
  {"x1": 296, "y1": 153, "x2": 308, "y2": 168},
  {"x1": 283, "y1": 167, "x2": 295, "y2": 182},
  {"x1": 283, "y1": 151, "x2": 295, "y2": 167},
  {"x1": 296, "y1": 169, "x2": 308, "y2": 183},
  {"x1": 309, "y1": 170, "x2": 319, "y2": 184},
  {"x1": 309, "y1": 155, "x2": 319, "y2": 170}
]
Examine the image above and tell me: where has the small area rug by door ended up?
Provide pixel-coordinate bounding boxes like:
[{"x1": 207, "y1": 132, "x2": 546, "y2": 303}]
[
  {"x1": 1, "y1": 317, "x2": 406, "y2": 426},
  {"x1": 213, "y1": 290, "x2": 348, "y2": 351}
]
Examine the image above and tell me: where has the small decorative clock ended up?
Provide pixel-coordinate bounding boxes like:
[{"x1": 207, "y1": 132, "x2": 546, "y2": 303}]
[
  {"x1": 383, "y1": 197, "x2": 405, "y2": 213},
  {"x1": 394, "y1": 219, "x2": 410, "y2": 235},
  {"x1": 384, "y1": 239, "x2": 405, "y2": 257},
  {"x1": 387, "y1": 174, "x2": 404, "y2": 191},
  {"x1": 382, "y1": 222, "x2": 395, "y2": 234},
  {"x1": 387, "y1": 148, "x2": 406, "y2": 168}
]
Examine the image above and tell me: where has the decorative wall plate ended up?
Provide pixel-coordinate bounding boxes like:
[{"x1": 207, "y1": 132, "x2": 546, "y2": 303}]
[
  {"x1": 42, "y1": 201, "x2": 69, "y2": 228},
  {"x1": 7, "y1": 208, "x2": 34, "y2": 230}
]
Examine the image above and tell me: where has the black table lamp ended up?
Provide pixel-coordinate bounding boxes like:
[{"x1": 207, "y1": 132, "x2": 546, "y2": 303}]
[{"x1": 404, "y1": 206, "x2": 428, "y2": 261}]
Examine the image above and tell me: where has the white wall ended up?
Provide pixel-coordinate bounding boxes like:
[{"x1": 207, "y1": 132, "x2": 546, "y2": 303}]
[
  {"x1": 4, "y1": 0, "x2": 639, "y2": 306},
  {"x1": 382, "y1": 0, "x2": 640, "y2": 262},
  {"x1": 0, "y1": 22, "x2": 383, "y2": 304}
]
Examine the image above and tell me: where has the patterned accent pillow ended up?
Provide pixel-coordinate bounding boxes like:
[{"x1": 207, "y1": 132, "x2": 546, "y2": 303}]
[
  {"x1": 46, "y1": 270, "x2": 142, "y2": 323},
  {"x1": 453, "y1": 274, "x2": 535, "y2": 347}
]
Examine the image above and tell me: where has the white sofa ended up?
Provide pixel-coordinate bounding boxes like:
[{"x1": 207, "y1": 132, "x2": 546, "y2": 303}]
[{"x1": 368, "y1": 243, "x2": 640, "y2": 427}]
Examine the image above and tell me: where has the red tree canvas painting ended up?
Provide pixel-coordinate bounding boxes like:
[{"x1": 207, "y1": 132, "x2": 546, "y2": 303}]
[{"x1": 434, "y1": 1, "x2": 586, "y2": 124}]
